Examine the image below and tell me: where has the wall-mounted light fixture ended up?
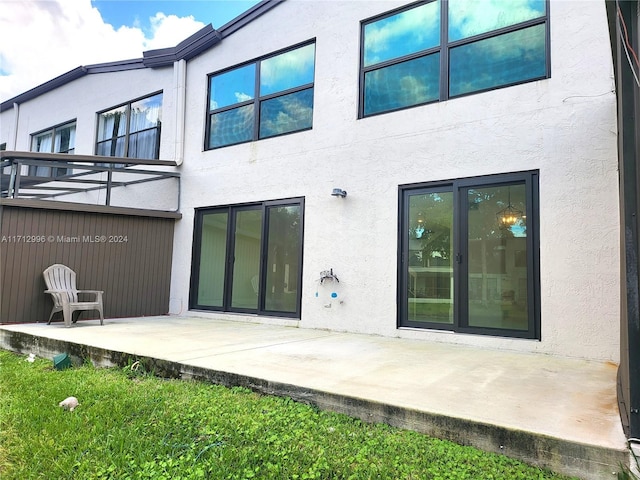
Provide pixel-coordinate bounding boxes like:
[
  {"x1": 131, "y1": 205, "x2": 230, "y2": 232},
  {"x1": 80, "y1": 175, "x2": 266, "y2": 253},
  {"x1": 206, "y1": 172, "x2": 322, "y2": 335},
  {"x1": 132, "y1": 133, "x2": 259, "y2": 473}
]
[{"x1": 331, "y1": 188, "x2": 347, "y2": 198}]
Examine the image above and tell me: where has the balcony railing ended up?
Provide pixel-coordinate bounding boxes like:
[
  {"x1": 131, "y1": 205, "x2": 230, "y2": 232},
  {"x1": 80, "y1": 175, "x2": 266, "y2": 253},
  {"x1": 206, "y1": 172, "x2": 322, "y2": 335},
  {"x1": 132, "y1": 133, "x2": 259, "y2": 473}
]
[{"x1": 0, "y1": 151, "x2": 180, "y2": 212}]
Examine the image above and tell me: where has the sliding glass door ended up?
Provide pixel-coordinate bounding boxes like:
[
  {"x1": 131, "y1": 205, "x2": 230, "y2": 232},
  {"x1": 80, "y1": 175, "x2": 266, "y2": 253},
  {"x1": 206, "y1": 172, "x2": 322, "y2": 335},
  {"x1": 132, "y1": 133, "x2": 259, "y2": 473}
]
[
  {"x1": 399, "y1": 172, "x2": 539, "y2": 338},
  {"x1": 191, "y1": 198, "x2": 303, "y2": 318}
]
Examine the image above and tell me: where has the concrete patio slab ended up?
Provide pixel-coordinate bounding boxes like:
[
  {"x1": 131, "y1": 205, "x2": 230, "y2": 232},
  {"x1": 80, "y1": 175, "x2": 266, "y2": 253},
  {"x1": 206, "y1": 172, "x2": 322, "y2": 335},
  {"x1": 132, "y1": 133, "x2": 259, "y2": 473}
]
[{"x1": 0, "y1": 316, "x2": 629, "y2": 480}]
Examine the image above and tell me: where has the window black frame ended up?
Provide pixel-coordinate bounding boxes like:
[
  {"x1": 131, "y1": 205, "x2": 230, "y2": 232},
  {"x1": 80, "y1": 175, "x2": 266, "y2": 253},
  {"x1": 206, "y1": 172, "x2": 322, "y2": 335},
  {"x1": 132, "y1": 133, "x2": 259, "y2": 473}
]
[
  {"x1": 95, "y1": 91, "x2": 163, "y2": 160},
  {"x1": 359, "y1": 0, "x2": 551, "y2": 118},
  {"x1": 204, "y1": 39, "x2": 316, "y2": 150},
  {"x1": 190, "y1": 197, "x2": 305, "y2": 318},
  {"x1": 29, "y1": 120, "x2": 76, "y2": 177},
  {"x1": 398, "y1": 171, "x2": 540, "y2": 339}
]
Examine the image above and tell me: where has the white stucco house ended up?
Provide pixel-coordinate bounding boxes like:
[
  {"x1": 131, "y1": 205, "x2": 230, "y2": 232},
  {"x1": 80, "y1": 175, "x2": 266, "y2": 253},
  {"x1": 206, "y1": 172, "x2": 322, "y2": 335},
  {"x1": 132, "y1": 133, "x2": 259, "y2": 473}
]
[{"x1": 0, "y1": 0, "x2": 622, "y2": 361}]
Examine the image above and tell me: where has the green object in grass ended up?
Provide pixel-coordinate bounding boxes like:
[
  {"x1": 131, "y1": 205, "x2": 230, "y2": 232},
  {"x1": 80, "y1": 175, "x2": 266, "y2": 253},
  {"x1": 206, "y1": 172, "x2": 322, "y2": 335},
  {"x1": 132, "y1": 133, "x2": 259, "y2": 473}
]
[{"x1": 53, "y1": 353, "x2": 71, "y2": 370}]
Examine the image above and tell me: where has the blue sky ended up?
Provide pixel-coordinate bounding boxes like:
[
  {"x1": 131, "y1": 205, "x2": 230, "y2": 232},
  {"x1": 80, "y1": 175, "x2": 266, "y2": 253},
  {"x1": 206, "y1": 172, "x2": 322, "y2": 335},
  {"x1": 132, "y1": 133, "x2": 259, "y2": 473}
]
[
  {"x1": 92, "y1": 1, "x2": 261, "y2": 32},
  {"x1": 0, "y1": 0, "x2": 261, "y2": 102}
]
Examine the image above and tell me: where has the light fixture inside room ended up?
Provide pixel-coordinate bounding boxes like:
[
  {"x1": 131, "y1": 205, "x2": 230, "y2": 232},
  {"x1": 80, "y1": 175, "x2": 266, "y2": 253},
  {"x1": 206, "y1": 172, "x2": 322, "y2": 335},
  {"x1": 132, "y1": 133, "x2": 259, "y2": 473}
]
[
  {"x1": 415, "y1": 212, "x2": 425, "y2": 238},
  {"x1": 331, "y1": 188, "x2": 347, "y2": 198},
  {"x1": 496, "y1": 187, "x2": 524, "y2": 227}
]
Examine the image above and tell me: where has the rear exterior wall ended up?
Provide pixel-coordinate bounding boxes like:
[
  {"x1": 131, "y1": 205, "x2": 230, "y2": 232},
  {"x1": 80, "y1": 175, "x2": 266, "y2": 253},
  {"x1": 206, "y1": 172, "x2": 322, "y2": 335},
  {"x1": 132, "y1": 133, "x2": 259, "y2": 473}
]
[{"x1": 170, "y1": 0, "x2": 620, "y2": 361}]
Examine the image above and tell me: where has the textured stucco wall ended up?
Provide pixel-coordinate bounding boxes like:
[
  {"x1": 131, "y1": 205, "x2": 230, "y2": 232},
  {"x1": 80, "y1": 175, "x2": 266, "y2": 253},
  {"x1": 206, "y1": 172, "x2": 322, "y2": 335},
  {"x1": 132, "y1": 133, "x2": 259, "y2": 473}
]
[
  {"x1": 169, "y1": 0, "x2": 619, "y2": 361},
  {"x1": 0, "y1": 0, "x2": 620, "y2": 362},
  {"x1": 0, "y1": 66, "x2": 175, "y2": 157},
  {"x1": 0, "y1": 67, "x2": 178, "y2": 209}
]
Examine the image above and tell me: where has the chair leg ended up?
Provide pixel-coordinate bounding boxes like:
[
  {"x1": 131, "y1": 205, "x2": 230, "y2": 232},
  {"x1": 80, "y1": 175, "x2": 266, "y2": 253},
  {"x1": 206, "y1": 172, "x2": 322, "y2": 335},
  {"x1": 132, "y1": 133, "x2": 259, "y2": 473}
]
[
  {"x1": 62, "y1": 304, "x2": 72, "y2": 328},
  {"x1": 47, "y1": 308, "x2": 57, "y2": 325},
  {"x1": 98, "y1": 306, "x2": 104, "y2": 326}
]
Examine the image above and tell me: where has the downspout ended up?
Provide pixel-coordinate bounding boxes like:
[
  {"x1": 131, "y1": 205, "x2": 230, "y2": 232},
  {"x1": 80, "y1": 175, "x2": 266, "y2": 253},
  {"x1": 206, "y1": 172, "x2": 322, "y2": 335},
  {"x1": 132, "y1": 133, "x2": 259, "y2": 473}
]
[
  {"x1": 173, "y1": 59, "x2": 187, "y2": 166},
  {"x1": 12, "y1": 102, "x2": 20, "y2": 149}
]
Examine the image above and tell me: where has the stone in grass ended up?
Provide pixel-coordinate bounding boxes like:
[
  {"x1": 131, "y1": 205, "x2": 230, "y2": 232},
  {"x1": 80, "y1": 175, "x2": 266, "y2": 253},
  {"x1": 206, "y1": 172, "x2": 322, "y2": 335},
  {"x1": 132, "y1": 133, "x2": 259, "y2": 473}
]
[{"x1": 59, "y1": 396, "x2": 80, "y2": 411}]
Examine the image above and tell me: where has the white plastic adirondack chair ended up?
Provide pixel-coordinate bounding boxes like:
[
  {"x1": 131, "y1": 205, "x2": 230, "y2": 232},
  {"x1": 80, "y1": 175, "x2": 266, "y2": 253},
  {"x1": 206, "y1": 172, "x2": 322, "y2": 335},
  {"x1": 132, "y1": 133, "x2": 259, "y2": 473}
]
[{"x1": 43, "y1": 264, "x2": 104, "y2": 327}]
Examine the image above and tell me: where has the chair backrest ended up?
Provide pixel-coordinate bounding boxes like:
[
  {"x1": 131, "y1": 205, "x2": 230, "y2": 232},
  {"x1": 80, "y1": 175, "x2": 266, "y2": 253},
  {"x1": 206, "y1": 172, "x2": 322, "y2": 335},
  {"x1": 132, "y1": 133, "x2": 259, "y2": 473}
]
[{"x1": 43, "y1": 264, "x2": 79, "y2": 305}]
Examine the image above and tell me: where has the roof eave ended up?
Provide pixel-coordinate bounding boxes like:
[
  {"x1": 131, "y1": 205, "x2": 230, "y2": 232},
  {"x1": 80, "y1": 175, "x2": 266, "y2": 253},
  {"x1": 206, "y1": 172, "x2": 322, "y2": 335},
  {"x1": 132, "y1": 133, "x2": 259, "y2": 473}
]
[
  {"x1": 142, "y1": 24, "x2": 223, "y2": 68},
  {"x1": 218, "y1": 0, "x2": 285, "y2": 38},
  {"x1": 0, "y1": 0, "x2": 286, "y2": 111},
  {"x1": 0, "y1": 58, "x2": 147, "y2": 112}
]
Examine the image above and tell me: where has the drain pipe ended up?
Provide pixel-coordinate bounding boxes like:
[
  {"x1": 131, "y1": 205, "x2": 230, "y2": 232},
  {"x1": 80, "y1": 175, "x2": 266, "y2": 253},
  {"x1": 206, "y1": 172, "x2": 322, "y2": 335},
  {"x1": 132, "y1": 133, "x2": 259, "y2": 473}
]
[
  {"x1": 173, "y1": 59, "x2": 186, "y2": 166},
  {"x1": 12, "y1": 102, "x2": 20, "y2": 150}
]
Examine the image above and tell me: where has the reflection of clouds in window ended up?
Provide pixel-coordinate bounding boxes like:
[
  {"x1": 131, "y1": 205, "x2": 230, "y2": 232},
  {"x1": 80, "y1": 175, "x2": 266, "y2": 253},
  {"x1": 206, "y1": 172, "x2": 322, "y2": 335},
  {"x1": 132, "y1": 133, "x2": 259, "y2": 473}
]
[
  {"x1": 210, "y1": 104, "x2": 255, "y2": 148},
  {"x1": 450, "y1": 25, "x2": 545, "y2": 97},
  {"x1": 210, "y1": 64, "x2": 256, "y2": 110},
  {"x1": 364, "y1": 2, "x2": 440, "y2": 67},
  {"x1": 364, "y1": 54, "x2": 439, "y2": 115},
  {"x1": 207, "y1": 43, "x2": 315, "y2": 148},
  {"x1": 235, "y1": 92, "x2": 252, "y2": 103},
  {"x1": 260, "y1": 44, "x2": 315, "y2": 96},
  {"x1": 448, "y1": 0, "x2": 545, "y2": 41},
  {"x1": 260, "y1": 89, "x2": 313, "y2": 138}
]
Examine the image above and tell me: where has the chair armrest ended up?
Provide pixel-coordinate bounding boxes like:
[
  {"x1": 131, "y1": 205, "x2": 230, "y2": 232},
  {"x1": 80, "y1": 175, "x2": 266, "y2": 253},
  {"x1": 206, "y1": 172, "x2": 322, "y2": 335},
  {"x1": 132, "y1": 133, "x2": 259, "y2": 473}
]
[{"x1": 77, "y1": 290, "x2": 104, "y2": 302}]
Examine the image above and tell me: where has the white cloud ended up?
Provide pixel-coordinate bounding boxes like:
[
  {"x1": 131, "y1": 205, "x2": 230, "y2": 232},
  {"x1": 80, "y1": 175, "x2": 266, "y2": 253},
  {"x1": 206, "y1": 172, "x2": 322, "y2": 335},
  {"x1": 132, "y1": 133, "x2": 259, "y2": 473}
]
[
  {"x1": 235, "y1": 91, "x2": 252, "y2": 103},
  {"x1": 145, "y1": 12, "x2": 204, "y2": 50},
  {"x1": 0, "y1": 0, "x2": 204, "y2": 102}
]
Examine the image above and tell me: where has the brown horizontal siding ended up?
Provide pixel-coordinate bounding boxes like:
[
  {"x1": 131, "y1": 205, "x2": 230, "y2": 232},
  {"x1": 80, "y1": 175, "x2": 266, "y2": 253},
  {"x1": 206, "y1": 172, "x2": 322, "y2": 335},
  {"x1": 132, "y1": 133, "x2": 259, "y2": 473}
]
[{"x1": 0, "y1": 204, "x2": 176, "y2": 324}]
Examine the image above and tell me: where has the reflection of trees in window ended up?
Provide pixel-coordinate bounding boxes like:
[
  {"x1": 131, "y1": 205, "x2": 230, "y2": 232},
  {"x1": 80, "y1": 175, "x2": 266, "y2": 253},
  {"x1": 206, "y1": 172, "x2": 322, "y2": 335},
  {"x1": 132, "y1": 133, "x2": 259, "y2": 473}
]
[
  {"x1": 207, "y1": 42, "x2": 315, "y2": 149},
  {"x1": 265, "y1": 206, "x2": 301, "y2": 312},
  {"x1": 400, "y1": 172, "x2": 539, "y2": 338},
  {"x1": 360, "y1": 0, "x2": 548, "y2": 117},
  {"x1": 409, "y1": 192, "x2": 452, "y2": 266}
]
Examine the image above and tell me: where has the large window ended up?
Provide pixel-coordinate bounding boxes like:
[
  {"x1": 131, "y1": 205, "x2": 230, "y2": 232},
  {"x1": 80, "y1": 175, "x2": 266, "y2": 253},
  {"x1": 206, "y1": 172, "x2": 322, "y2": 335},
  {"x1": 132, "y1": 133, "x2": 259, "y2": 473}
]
[
  {"x1": 360, "y1": 0, "x2": 549, "y2": 117},
  {"x1": 191, "y1": 198, "x2": 304, "y2": 317},
  {"x1": 399, "y1": 171, "x2": 539, "y2": 338},
  {"x1": 96, "y1": 92, "x2": 162, "y2": 160},
  {"x1": 29, "y1": 121, "x2": 76, "y2": 176},
  {"x1": 206, "y1": 41, "x2": 315, "y2": 149}
]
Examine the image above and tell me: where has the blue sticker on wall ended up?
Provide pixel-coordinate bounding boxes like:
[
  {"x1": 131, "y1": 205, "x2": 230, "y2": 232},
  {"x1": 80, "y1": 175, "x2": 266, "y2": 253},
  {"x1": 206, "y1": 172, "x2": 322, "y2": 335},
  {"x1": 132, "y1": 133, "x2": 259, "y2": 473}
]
[
  {"x1": 315, "y1": 292, "x2": 319, "y2": 297},
  {"x1": 331, "y1": 292, "x2": 338, "y2": 298}
]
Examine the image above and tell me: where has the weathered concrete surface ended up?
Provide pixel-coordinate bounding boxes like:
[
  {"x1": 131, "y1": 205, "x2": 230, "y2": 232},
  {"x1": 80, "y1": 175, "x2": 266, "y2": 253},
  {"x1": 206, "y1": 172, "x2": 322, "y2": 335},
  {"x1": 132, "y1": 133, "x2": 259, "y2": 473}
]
[{"x1": 0, "y1": 316, "x2": 628, "y2": 479}]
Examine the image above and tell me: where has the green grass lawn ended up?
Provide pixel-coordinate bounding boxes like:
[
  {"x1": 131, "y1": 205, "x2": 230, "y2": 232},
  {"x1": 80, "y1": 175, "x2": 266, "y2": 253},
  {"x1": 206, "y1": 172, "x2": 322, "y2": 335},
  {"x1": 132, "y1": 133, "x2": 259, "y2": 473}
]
[{"x1": 0, "y1": 349, "x2": 576, "y2": 480}]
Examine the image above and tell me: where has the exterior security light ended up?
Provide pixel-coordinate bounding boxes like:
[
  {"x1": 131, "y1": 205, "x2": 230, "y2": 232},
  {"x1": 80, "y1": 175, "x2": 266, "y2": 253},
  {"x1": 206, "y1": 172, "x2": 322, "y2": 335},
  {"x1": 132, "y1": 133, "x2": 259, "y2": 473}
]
[{"x1": 331, "y1": 188, "x2": 347, "y2": 197}]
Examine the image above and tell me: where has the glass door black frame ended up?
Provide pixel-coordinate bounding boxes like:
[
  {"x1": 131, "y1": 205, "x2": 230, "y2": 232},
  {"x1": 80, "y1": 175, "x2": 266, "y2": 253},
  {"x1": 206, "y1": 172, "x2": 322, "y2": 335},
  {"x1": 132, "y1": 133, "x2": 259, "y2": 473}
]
[
  {"x1": 398, "y1": 171, "x2": 540, "y2": 339},
  {"x1": 190, "y1": 197, "x2": 304, "y2": 318}
]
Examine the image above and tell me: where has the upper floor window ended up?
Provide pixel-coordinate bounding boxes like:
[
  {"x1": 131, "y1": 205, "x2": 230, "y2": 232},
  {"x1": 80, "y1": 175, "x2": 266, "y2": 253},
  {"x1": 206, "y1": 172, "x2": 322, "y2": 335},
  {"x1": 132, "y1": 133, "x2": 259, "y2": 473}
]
[
  {"x1": 29, "y1": 121, "x2": 76, "y2": 176},
  {"x1": 360, "y1": 0, "x2": 549, "y2": 117},
  {"x1": 96, "y1": 92, "x2": 162, "y2": 160},
  {"x1": 206, "y1": 41, "x2": 316, "y2": 149}
]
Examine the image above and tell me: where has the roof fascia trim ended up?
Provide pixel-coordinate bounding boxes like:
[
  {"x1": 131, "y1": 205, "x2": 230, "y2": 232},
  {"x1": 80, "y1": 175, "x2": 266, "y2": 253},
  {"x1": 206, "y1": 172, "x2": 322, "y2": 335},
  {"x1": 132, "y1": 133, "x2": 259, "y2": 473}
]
[
  {"x1": 218, "y1": 0, "x2": 285, "y2": 38},
  {"x1": 143, "y1": 24, "x2": 222, "y2": 68},
  {"x1": 0, "y1": 67, "x2": 86, "y2": 112},
  {"x1": 84, "y1": 58, "x2": 146, "y2": 74},
  {"x1": 0, "y1": 0, "x2": 285, "y2": 111},
  {"x1": 142, "y1": 0, "x2": 286, "y2": 67},
  {"x1": 0, "y1": 59, "x2": 146, "y2": 112}
]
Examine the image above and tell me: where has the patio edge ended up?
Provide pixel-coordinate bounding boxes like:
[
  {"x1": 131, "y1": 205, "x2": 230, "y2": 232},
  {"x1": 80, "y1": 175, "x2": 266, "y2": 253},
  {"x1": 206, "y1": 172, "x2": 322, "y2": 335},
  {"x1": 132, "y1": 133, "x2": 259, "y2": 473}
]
[{"x1": 0, "y1": 328, "x2": 628, "y2": 480}]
